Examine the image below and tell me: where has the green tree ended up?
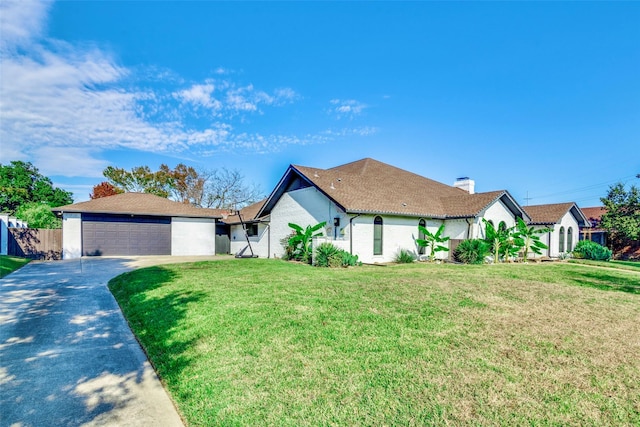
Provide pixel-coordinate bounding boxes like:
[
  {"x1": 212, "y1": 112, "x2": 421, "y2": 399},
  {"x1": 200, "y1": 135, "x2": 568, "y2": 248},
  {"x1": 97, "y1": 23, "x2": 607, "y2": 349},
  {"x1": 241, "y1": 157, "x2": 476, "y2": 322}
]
[
  {"x1": 103, "y1": 165, "x2": 174, "y2": 198},
  {"x1": 416, "y1": 224, "x2": 450, "y2": 262},
  {"x1": 600, "y1": 182, "x2": 640, "y2": 251},
  {"x1": 287, "y1": 221, "x2": 326, "y2": 264},
  {"x1": 513, "y1": 217, "x2": 549, "y2": 261},
  {"x1": 15, "y1": 202, "x2": 62, "y2": 229},
  {"x1": 483, "y1": 219, "x2": 521, "y2": 263},
  {"x1": 0, "y1": 161, "x2": 73, "y2": 214}
]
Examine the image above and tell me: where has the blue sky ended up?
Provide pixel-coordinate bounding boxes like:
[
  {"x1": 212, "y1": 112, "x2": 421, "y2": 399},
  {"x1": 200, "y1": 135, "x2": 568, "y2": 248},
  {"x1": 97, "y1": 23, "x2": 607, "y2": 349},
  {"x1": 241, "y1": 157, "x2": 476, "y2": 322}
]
[{"x1": 1, "y1": 1, "x2": 638, "y2": 206}]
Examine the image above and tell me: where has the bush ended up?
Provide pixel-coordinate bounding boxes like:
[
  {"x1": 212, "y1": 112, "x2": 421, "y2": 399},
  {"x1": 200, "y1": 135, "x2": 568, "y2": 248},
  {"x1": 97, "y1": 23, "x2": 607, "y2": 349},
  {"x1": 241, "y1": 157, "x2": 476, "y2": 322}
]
[
  {"x1": 315, "y1": 242, "x2": 340, "y2": 267},
  {"x1": 314, "y1": 242, "x2": 361, "y2": 267},
  {"x1": 454, "y1": 239, "x2": 488, "y2": 264},
  {"x1": 572, "y1": 240, "x2": 612, "y2": 261},
  {"x1": 395, "y1": 249, "x2": 416, "y2": 263}
]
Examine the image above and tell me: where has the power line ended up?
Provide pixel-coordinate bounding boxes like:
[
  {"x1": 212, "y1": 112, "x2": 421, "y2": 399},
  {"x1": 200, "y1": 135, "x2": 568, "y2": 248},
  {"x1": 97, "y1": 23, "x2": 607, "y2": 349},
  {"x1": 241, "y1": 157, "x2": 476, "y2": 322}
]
[{"x1": 529, "y1": 174, "x2": 636, "y2": 200}]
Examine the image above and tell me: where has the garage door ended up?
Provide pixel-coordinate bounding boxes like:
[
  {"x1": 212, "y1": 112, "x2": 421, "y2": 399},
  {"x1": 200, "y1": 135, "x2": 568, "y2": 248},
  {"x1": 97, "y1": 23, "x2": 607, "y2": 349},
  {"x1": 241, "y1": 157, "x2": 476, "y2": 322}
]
[{"x1": 82, "y1": 214, "x2": 171, "y2": 256}]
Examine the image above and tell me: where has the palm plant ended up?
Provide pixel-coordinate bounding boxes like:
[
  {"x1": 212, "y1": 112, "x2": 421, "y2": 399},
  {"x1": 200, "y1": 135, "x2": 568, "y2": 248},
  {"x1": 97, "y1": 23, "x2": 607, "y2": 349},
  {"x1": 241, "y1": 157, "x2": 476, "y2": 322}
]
[
  {"x1": 287, "y1": 221, "x2": 326, "y2": 263},
  {"x1": 416, "y1": 224, "x2": 450, "y2": 262},
  {"x1": 483, "y1": 219, "x2": 520, "y2": 263},
  {"x1": 513, "y1": 217, "x2": 549, "y2": 261}
]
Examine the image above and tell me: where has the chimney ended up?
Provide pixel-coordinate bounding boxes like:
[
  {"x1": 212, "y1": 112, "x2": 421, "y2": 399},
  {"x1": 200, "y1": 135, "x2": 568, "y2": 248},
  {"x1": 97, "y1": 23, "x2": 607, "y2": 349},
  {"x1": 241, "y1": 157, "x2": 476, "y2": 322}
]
[{"x1": 454, "y1": 177, "x2": 475, "y2": 194}]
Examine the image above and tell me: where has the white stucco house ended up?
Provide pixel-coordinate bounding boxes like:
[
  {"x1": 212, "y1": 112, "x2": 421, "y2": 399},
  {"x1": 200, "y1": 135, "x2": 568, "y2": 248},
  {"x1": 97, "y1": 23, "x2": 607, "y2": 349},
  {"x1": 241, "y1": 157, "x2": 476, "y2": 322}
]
[
  {"x1": 52, "y1": 193, "x2": 223, "y2": 259},
  {"x1": 229, "y1": 158, "x2": 531, "y2": 263},
  {"x1": 523, "y1": 202, "x2": 591, "y2": 258}
]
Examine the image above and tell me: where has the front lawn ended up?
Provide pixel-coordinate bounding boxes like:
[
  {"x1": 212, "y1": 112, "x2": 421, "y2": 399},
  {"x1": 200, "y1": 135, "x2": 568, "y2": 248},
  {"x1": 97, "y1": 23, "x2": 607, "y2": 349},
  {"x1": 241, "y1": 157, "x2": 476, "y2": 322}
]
[
  {"x1": 0, "y1": 255, "x2": 30, "y2": 278},
  {"x1": 109, "y1": 260, "x2": 640, "y2": 426},
  {"x1": 570, "y1": 258, "x2": 640, "y2": 272}
]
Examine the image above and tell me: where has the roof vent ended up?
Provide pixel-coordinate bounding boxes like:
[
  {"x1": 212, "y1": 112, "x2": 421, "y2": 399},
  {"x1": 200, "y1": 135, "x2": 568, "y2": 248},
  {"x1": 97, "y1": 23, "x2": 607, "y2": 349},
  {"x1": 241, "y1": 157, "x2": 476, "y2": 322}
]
[{"x1": 454, "y1": 177, "x2": 475, "y2": 194}]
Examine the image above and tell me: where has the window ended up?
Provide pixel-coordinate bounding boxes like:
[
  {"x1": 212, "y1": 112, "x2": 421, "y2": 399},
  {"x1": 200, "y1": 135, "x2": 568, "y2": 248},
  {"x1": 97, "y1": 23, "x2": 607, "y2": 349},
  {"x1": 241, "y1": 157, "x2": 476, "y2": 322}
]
[
  {"x1": 498, "y1": 221, "x2": 507, "y2": 232},
  {"x1": 418, "y1": 219, "x2": 426, "y2": 255},
  {"x1": 373, "y1": 216, "x2": 383, "y2": 255},
  {"x1": 559, "y1": 226, "x2": 565, "y2": 253},
  {"x1": 246, "y1": 223, "x2": 259, "y2": 237},
  {"x1": 567, "y1": 227, "x2": 573, "y2": 252}
]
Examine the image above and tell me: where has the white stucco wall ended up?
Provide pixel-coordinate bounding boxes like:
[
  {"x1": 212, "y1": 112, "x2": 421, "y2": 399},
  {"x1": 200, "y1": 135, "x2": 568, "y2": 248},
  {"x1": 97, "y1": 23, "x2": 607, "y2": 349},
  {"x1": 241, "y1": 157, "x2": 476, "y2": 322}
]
[
  {"x1": 62, "y1": 213, "x2": 82, "y2": 259},
  {"x1": 0, "y1": 214, "x2": 9, "y2": 255},
  {"x1": 546, "y1": 211, "x2": 580, "y2": 258},
  {"x1": 171, "y1": 217, "x2": 216, "y2": 256},
  {"x1": 269, "y1": 187, "x2": 347, "y2": 259},
  {"x1": 473, "y1": 199, "x2": 517, "y2": 239},
  {"x1": 230, "y1": 222, "x2": 271, "y2": 258}
]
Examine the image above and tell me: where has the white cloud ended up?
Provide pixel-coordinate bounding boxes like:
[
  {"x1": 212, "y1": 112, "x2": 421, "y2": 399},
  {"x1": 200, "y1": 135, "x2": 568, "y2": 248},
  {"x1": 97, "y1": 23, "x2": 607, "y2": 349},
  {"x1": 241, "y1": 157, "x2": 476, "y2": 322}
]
[
  {"x1": 0, "y1": 0, "x2": 52, "y2": 51},
  {"x1": 0, "y1": 1, "x2": 371, "y2": 180},
  {"x1": 173, "y1": 81, "x2": 222, "y2": 111},
  {"x1": 32, "y1": 147, "x2": 108, "y2": 178},
  {"x1": 329, "y1": 99, "x2": 367, "y2": 119},
  {"x1": 323, "y1": 127, "x2": 379, "y2": 137}
]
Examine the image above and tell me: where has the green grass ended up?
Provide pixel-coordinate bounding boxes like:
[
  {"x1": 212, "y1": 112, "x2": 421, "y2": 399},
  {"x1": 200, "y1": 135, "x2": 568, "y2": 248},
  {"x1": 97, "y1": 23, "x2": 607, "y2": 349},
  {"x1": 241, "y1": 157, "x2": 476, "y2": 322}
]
[
  {"x1": 0, "y1": 255, "x2": 30, "y2": 278},
  {"x1": 109, "y1": 260, "x2": 640, "y2": 426},
  {"x1": 570, "y1": 258, "x2": 640, "y2": 273}
]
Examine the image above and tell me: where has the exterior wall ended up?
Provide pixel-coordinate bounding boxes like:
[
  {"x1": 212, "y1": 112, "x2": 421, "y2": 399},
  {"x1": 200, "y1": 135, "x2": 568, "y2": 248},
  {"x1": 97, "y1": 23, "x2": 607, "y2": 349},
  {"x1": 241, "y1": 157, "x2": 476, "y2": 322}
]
[
  {"x1": 472, "y1": 199, "x2": 517, "y2": 239},
  {"x1": 269, "y1": 187, "x2": 347, "y2": 259},
  {"x1": 349, "y1": 215, "x2": 452, "y2": 264},
  {"x1": 0, "y1": 214, "x2": 8, "y2": 255},
  {"x1": 62, "y1": 213, "x2": 82, "y2": 259},
  {"x1": 171, "y1": 217, "x2": 216, "y2": 256},
  {"x1": 548, "y1": 212, "x2": 580, "y2": 258},
  {"x1": 230, "y1": 222, "x2": 270, "y2": 258}
]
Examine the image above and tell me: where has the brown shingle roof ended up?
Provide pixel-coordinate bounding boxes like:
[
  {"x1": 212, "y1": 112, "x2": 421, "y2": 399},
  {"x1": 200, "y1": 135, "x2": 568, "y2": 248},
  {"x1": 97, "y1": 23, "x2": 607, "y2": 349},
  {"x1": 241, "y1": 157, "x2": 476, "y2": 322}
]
[
  {"x1": 523, "y1": 202, "x2": 576, "y2": 225},
  {"x1": 221, "y1": 199, "x2": 267, "y2": 224},
  {"x1": 581, "y1": 206, "x2": 606, "y2": 221},
  {"x1": 289, "y1": 158, "x2": 518, "y2": 218},
  {"x1": 52, "y1": 193, "x2": 223, "y2": 218}
]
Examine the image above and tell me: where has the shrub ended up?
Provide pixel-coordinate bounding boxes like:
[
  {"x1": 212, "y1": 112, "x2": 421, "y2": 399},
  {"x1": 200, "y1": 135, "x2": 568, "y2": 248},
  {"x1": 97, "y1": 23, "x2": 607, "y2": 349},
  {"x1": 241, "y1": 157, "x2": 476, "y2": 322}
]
[
  {"x1": 315, "y1": 242, "x2": 340, "y2": 267},
  {"x1": 395, "y1": 249, "x2": 416, "y2": 263},
  {"x1": 572, "y1": 240, "x2": 612, "y2": 261},
  {"x1": 454, "y1": 239, "x2": 488, "y2": 264},
  {"x1": 313, "y1": 242, "x2": 361, "y2": 267}
]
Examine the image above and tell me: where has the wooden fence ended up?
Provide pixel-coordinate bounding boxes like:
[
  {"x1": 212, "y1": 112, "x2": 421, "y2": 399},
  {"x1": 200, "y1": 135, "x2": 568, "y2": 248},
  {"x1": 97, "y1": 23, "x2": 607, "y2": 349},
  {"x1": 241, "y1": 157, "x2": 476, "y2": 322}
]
[{"x1": 8, "y1": 228, "x2": 62, "y2": 260}]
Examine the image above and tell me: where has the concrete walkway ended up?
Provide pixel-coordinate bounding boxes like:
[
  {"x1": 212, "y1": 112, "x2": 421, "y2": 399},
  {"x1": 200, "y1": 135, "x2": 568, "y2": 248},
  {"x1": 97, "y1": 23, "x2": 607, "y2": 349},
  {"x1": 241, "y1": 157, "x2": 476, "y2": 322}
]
[{"x1": 0, "y1": 256, "x2": 217, "y2": 427}]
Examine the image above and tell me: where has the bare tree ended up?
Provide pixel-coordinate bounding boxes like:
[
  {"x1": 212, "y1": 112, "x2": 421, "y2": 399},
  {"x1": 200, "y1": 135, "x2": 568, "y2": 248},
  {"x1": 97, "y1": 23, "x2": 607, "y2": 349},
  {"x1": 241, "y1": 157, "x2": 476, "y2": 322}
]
[{"x1": 202, "y1": 168, "x2": 262, "y2": 209}]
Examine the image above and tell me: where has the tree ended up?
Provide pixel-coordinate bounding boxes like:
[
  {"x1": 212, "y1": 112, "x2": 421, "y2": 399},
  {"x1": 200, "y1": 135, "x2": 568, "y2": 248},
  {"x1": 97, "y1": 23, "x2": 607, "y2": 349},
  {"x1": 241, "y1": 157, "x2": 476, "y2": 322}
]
[
  {"x1": 600, "y1": 182, "x2": 640, "y2": 251},
  {"x1": 90, "y1": 182, "x2": 123, "y2": 199},
  {"x1": 416, "y1": 224, "x2": 450, "y2": 262},
  {"x1": 0, "y1": 161, "x2": 73, "y2": 214},
  {"x1": 103, "y1": 165, "x2": 174, "y2": 198},
  {"x1": 101, "y1": 164, "x2": 261, "y2": 208},
  {"x1": 513, "y1": 217, "x2": 549, "y2": 261},
  {"x1": 286, "y1": 221, "x2": 327, "y2": 263},
  {"x1": 483, "y1": 219, "x2": 521, "y2": 263},
  {"x1": 160, "y1": 163, "x2": 206, "y2": 205},
  {"x1": 15, "y1": 202, "x2": 62, "y2": 229},
  {"x1": 202, "y1": 168, "x2": 262, "y2": 209}
]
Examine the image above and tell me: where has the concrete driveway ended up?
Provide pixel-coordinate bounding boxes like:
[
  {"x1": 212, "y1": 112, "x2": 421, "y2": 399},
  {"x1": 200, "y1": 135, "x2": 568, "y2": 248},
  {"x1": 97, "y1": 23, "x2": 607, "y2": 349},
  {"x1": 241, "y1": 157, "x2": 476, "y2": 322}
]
[{"x1": 0, "y1": 256, "x2": 217, "y2": 427}]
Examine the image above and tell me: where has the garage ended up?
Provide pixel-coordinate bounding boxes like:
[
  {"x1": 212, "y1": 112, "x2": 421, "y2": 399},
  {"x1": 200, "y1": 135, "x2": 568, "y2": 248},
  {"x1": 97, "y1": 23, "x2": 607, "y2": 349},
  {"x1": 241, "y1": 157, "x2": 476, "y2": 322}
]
[
  {"x1": 53, "y1": 192, "x2": 223, "y2": 259},
  {"x1": 82, "y1": 214, "x2": 171, "y2": 256}
]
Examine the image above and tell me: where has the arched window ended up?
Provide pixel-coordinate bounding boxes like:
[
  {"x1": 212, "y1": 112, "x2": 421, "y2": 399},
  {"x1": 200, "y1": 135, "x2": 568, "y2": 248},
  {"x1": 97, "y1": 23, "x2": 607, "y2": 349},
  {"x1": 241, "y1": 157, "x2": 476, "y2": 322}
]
[
  {"x1": 559, "y1": 226, "x2": 565, "y2": 253},
  {"x1": 567, "y1": 227, "x2": 573, "y2": 252},
  {"x1": 418, "y1": 219, "x2": 426, "y2": 255},
  {"x1": 498, "y1": 221, "x2": 507, "y2": 232},
  {"x1": 373, "y1": 216, "x2": 383, "y2": 255}
]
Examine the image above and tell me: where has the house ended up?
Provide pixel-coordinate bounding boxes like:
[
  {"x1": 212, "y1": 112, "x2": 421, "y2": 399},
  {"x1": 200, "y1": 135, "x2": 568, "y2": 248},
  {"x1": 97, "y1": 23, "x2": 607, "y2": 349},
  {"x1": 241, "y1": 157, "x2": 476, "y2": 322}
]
[
  {"x1": 52, "y1": 193, "x2": 223, "y2": 259},
  {"x1": 580, "y1": 207, "x2": 607, "y2": 246},
  {"x1": 236, "y1": 158, "x2": 530, "y2": 263},
  {"x1": 220, "y1": 199, "x2": 269, "y2": 257},
  {"x1": 0, "y1": 213, "x2": 28, "y2": 256},
  {"x1": 522, "y1": 202, "x2": 591, "y2": 258}
]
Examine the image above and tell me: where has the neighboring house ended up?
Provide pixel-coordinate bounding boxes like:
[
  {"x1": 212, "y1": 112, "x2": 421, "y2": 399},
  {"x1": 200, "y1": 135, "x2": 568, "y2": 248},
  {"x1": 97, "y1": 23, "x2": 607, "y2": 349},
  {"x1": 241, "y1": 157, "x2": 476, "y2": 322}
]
[
  {"x1": 238, "y1": 158, "x2": 529, "y2": 263},
  {"x1": 580, "y1": 206, "x2": 607, "y2": 246},
  {"x1": 523, "y1": 202, "x2": 591, "y2": 258},
  {"x1": 52, "y1": 193, "x2": 223, "y2": 259},
  {"x1": 0, "y1": 213, "x2": 28, "y2": 256}
]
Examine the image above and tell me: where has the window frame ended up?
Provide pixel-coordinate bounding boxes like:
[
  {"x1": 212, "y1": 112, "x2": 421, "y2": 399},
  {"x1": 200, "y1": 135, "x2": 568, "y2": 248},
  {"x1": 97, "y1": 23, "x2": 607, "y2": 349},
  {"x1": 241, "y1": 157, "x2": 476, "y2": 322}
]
[{"x1": 373, "y1": 216, "x2": 383, "y2": 255}]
